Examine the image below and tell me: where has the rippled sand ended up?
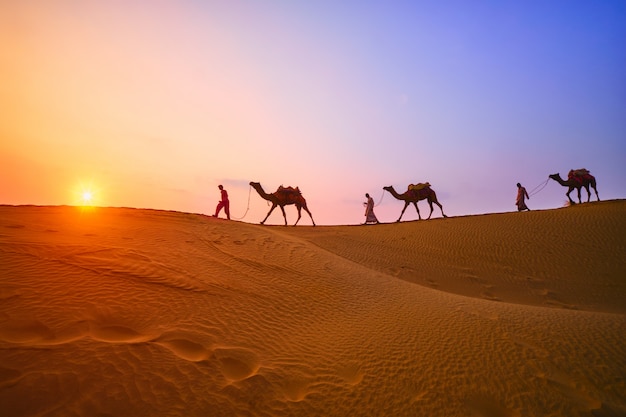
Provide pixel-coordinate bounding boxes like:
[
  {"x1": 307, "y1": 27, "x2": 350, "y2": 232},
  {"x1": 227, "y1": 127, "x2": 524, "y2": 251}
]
[{"x1": 1, "y1": 201, "x2": 625, "y2": 416}]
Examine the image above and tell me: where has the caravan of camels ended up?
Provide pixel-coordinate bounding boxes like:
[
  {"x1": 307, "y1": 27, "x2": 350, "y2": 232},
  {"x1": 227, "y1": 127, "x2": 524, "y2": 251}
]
[{"x1": 249, "y1": 169, "x2": 599, "y2": 226}]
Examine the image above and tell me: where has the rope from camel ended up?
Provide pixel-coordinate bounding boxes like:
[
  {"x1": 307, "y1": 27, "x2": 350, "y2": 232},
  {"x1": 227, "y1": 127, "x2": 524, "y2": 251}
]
[
  {"x1": 374, "y1": 189, "x2": 385, "y2": 207},
  {"x1": 528, "y1": 178, "x2": 550, "y2": 197},
  {"x1": 230, "y1": 185, "x2": 252, "y2": 220}
]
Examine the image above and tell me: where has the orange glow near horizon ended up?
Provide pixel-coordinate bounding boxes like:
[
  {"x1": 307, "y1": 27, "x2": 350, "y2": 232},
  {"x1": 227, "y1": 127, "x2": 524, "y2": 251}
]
[
  {"x1": 81, "y1": 191, "x2": 93, "y2": 205},
  {"x1": 1, "y1": 2, "x2": 623, "y2": 224},
  {"x1": 73, "y1": 181, "x2": 100, "y2": 207}
]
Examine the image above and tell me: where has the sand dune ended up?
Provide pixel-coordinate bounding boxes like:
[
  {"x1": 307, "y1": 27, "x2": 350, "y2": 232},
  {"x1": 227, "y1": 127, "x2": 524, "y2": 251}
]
[{"x1": 1, "y1": 201, "x2": 625, "y2": 416}]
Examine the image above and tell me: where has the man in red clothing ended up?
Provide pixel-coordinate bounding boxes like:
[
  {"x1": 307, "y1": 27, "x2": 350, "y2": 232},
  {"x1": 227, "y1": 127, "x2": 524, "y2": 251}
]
[{"x1": 213, "y1": 185, "x2": 230, "y2": 219}]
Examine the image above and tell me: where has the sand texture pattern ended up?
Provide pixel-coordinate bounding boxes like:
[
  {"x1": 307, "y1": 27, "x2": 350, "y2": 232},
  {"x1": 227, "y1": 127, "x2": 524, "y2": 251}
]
[{"x1": 1, "y1": 201, "x2": 625, "y2": 416}]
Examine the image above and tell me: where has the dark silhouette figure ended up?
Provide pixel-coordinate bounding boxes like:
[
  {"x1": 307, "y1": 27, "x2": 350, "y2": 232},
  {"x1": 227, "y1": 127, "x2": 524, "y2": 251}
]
[
  {"x1": 516, "y1": 183, "x2": 530, "y2": 211},
  {"x1": 383, "y1": 183, "x2": 447, "y2": 222},
  {"x1": 213, "y1": 185, "x2": 230, "y2": 219},
  {"x1": 363, "y1": 193, "x2": 379, "y2": 224},
  {"x1": 549, "y1": 170, "x2": 599, "y2": 204},
  {"x1": 250, "y1": 182, "x2": 315, "y2": 226}
]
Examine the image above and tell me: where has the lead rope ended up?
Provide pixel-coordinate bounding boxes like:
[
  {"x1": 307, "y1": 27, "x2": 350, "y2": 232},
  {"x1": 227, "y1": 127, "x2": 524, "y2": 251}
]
[
  {"x1": 231, "y1": 185, "x2": 252, "y2": 220},
  {"x1": 374, "y1": 189, "x2": 385, "y2": 207},
  {"x1": 528, "y1": 178, "x2": 550, "y2": 197}
]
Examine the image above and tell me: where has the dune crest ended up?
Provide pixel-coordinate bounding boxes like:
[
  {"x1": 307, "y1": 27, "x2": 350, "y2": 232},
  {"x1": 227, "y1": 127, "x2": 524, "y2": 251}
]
[{"x1": 0, "y1": 202, "x2": 625, "y2": 416}]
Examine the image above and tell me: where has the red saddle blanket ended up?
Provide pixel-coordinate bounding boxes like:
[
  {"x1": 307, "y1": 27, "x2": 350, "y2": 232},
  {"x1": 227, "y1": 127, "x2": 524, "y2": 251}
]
[{"x1": 568, "y1": 169, "x2": 592, "y2": 184}]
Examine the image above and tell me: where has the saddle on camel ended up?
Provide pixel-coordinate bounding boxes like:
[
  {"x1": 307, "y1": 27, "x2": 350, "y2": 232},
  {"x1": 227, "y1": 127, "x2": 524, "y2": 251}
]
[
  {"x1": 568, "y1": 169, "x2": 592, "y2": 185},
  {"x1": 276, "y1": 185, "x2": 302, "y2": 203},
  {"x1": 407, "y1": 182, "x2": 431, "y2": 199}
]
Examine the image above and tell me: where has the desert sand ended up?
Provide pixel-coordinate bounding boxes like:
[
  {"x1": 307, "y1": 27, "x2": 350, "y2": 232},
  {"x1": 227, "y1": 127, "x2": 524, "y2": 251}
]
[{"x1": 1, "y1": 201, "x2": 625, "y2": 417}]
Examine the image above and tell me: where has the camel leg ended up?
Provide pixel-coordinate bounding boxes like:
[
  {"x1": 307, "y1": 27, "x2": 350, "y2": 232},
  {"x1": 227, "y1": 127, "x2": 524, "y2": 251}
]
[
  {"x1": 593, "y1": 186, "x2": 600, "y2": 201},
  {"x1": 436, "y1": 201, "x2": 447, "y2": 218},
  {"x1": 279, "y1": 205, "x2": 288, "y2": 225},
  {"x1": 426, "y1": 201, "x2": 434, "y2": 220},
  {"x1": 293, "y1": 206, "x2": 302, "y2": 226},
  {"x1": 413, "y1": 202, "x2": 422, "y2": 220},
  {"x1": 302, "y1": 204, "x2": 315, "y2": 226},
  {"x1": 262, "y1": 204, "x2": 278, "y2": 224},
  {"x1": 397, "y1": 202, "x2": 410, "y2": 222},
  {"x1": 576, "y1": 187, "x2": 582, "y2": 204},
  {"x1": 566, "y1": 187, "x2": 576, "y2": 204}
]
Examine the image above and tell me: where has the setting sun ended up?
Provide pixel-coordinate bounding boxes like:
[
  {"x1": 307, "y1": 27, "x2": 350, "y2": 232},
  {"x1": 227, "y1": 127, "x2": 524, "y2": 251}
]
[
  {"x1": 81, "y1": 191, "x2": 93, "y2": 204},
  {"x1": 73, "y1": 181, "x2": 101, "y2": 207}
]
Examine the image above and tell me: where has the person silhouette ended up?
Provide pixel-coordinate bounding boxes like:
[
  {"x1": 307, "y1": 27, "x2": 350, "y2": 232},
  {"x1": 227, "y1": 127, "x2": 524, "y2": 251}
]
[
  {"x1": 363, "y1": 193, "x2": 380, "y2": 224},
  {"x1": 213, "y1": 185, "x2": 230, "y2": 219},
  {"x1": 516, "y1": 183, "x2": 530, "y2": 211}
]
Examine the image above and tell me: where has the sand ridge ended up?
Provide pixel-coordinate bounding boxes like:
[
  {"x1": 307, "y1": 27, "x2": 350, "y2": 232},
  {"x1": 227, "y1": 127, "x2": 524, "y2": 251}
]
[
  {"x1": 0, "y1": 202, "x2": 625, "y2": 416},
  {"x1": 284, "y1": 201, "x2": 626, "y2": 314}
]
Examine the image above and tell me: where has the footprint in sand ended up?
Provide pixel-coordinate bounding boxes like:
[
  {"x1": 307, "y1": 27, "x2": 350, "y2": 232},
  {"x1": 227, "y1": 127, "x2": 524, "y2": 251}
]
[
  {"x1": 338, "y1": 362, "x2": 365, "y2": 385},
  {"x1": 153, "y1": 334, "x2": 212, "y2": 362},
  {"x1": 481, "y1": 291, "x2": 501, "y2": 302},
  {"x1": 525, "y1": 276, "x2": 545, "y2": 290},
  {"x1": 0, "y1": 320, "x2": 93, "y2": 346},
  {"x1": 281, "y1": 377, "x2": 312, "y2": 402},
  {"x1": 89, "y1": 324, "x2": 153, "y2": 343},
  {"x1": 425, "y1": 278, "x2": 439, "y2": 288},
  {"x1": 543, "y1": 291, "x2": 578, "y2": 310},
  {"x1": 0, "y1": 319, "x2": 55, "y2": 344},
  {"x1": 213, "y1": 347, "x2": 260, "y2": 381},
  {"x1": 480, "y1": 284, "x2": 501, "y2": 302}
]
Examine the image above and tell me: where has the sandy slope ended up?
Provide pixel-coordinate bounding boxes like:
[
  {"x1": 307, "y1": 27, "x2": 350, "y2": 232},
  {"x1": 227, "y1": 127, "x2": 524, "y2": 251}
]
[{"x1": 0, "y1": 201, "x2": 625, "y2": 416}]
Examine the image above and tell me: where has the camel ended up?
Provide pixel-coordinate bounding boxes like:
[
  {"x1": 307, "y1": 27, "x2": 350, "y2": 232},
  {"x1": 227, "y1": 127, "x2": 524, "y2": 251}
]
[
  {"x1": 548, "y1": 172, "x2": 599, "y2": 204},
  {"x1": 383, "y1": 184, "x2": 447, "y2": 222},
  {"x1": 249, "y1": 182, "x2": 316, "y2": 226}
]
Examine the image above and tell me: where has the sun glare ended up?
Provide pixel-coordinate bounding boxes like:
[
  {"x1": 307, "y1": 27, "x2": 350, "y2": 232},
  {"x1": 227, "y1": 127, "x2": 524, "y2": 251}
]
[
  {"x1": 81, "y1": 191, "x2": 93, "y2": 204},
  {"x1": 73, "y1": 181, "x2": 101, "y2": 207}
]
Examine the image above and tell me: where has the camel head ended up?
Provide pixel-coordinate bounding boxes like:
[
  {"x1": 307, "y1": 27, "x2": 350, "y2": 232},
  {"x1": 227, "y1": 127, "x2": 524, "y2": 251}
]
[
  {"x1": 548, "y1": 173, "x2": 561, "y2": 181},
  {"x1": 383, "y1": 186, "x2": 393, "y2": 191},
  {"x1": 250, "y1": 182, "x2": 265, "y2": 192}
]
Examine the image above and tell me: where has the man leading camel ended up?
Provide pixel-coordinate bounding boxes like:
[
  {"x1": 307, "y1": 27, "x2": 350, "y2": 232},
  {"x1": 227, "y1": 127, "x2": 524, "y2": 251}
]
[
  {"x1": 516, "y1": 183, "x2": 530, "y2": 212},
  {"x1": 363, "y1": 193, "x2": 380, "y2": 224},
  {"x1": 213, "y1": 185, "x2": 230, "y2": 219}
]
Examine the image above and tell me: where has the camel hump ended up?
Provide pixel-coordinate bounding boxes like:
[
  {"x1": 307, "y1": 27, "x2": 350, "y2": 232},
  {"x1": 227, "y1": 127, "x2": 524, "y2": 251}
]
[
  {"x1": 277, "y1": 185, "x2": 302, "y2": 196},
  {"x1": 568, "y1": 168, "x2": 590, "y2": 178},
  {"x1": 408, "y1": 182, "x2": 431, "y2": 192}
]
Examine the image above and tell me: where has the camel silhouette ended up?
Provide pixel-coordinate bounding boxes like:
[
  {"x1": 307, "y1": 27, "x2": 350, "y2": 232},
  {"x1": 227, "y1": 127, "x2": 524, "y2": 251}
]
[
  {"x1": 549, "y1": 172, "x2": 600, "y2": 204},
  {"x1": 383, "y1": 184, "x2": 447, "y2": 222},
  {"x1": 250, "y1": 182, "x2": 316, "y2": 226}
]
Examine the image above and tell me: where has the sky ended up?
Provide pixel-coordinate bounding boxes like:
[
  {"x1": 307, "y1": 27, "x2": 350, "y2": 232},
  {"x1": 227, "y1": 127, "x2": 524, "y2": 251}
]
[{"x1": 1, "y1": 1, "x2": 625, "y2": 225}]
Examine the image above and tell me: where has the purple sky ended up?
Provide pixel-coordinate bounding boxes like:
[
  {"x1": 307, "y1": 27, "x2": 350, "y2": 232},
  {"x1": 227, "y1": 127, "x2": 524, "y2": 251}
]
[{"x1": 2, "y1": 1, "x2": 624, "y2": 224}]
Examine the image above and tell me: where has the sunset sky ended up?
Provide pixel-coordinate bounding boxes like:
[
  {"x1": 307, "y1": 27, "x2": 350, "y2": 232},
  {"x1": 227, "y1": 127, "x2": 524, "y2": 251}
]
[{"x1": 2, "y1": 1, "x2": 624, "y2": 225}]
